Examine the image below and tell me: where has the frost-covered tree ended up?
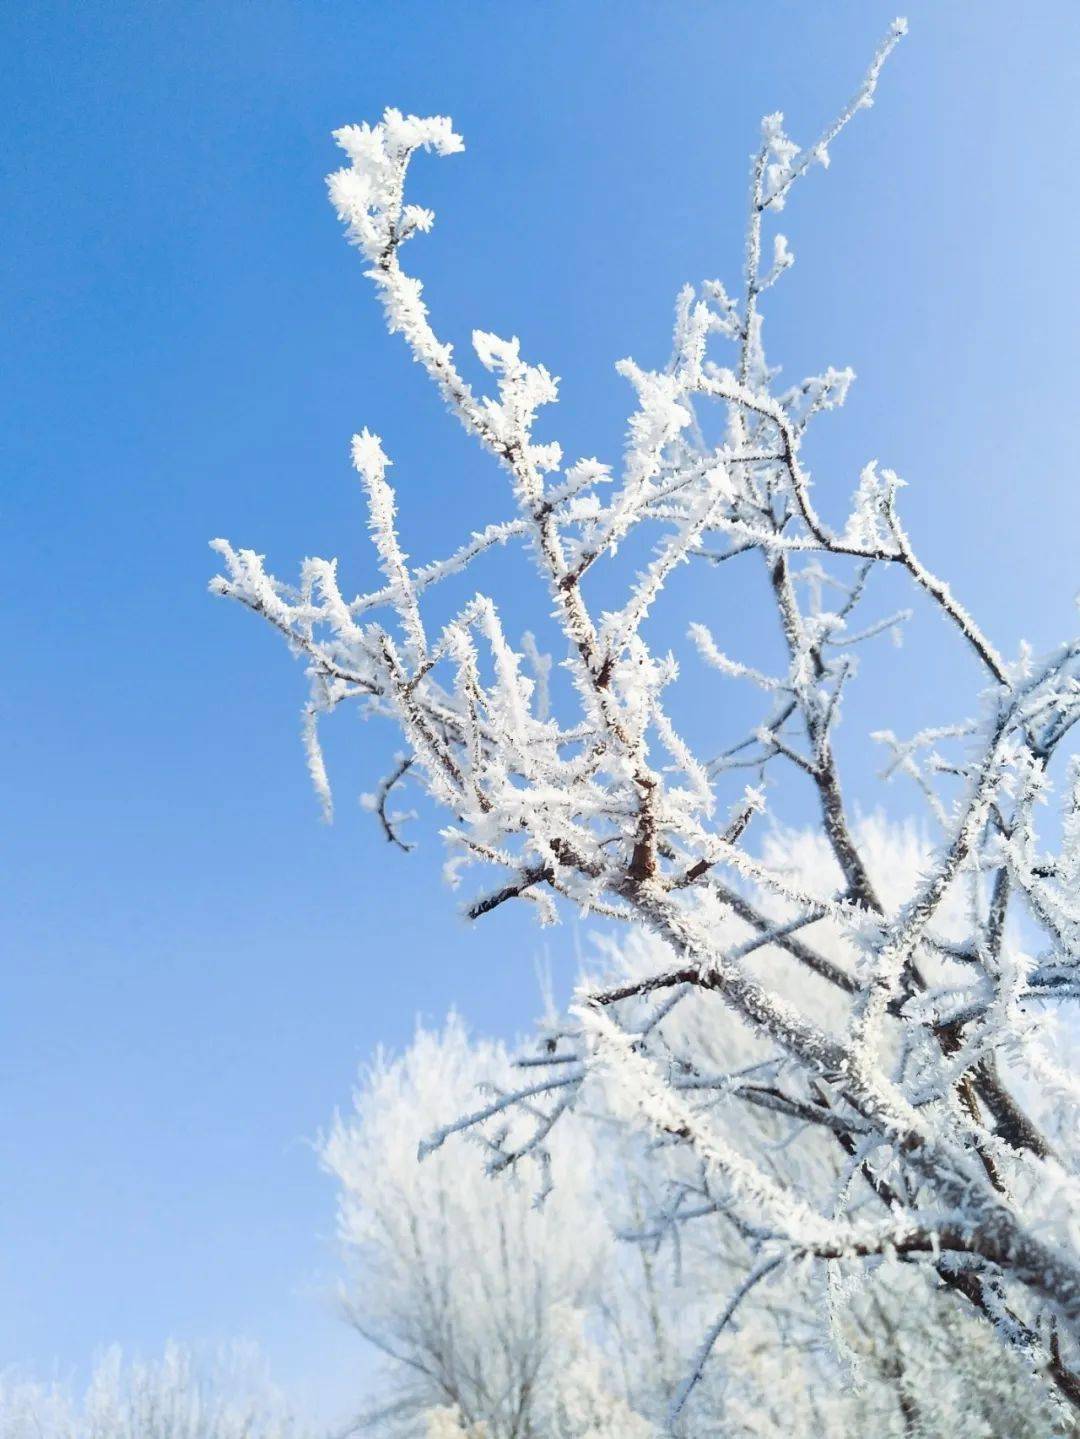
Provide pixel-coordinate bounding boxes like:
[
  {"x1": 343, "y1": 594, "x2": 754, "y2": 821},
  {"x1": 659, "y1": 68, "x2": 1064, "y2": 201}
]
[
  {"x1": 0, "y1": 1342, "x2": 311, "y2": 1439},
  {"x1": 321, "y1": 1015, "x2": 648, "y2": 1438},
  {"x1": 325, "y1": 831, "x2": 1069, "y2": 1437},
  {"x1": 581, "y1": 817, "x2": 1073, "y2": 1435},
  {"x1": 213, "y1": 18, "x2": 1080, "y2": 1422}
]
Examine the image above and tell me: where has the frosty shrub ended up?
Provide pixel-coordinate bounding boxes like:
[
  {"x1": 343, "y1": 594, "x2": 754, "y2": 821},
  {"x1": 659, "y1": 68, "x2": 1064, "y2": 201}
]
[
  {"x1": 214, "y1": 18, "x2": 1080, "y2": 1424},
  {"x1": 0, "y1": 1343, "x2": 310, "y2": 1439}
]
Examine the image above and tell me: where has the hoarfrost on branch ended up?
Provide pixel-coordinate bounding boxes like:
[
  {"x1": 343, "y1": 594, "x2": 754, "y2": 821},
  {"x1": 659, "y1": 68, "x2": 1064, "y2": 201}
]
[{"x1": 212, "y1": 19, "x2": 1080, "y2": 1418}]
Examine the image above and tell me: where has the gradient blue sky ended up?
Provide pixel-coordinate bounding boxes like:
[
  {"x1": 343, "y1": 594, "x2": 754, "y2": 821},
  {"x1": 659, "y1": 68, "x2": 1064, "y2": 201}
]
[{"x1": 3, "y1": 0, "x2": 1079, "y2": 1422}]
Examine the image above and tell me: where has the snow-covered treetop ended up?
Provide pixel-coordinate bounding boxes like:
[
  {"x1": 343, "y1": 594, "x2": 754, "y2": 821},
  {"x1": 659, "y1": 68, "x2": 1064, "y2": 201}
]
[{"x1": 213, "y1": 19, "x2": 1080, "y2": 1421}]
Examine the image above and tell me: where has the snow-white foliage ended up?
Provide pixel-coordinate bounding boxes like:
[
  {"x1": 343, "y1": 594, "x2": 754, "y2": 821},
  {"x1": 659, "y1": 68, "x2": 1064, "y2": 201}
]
[
  {"x1": 329, "y1": 965, "x2": 1069, "y2": 1437},
  {"x1": 322, "y1": 1015, "x2": 647, "y2": 1438},
  {"x1": 214, "y1": 19, "x2": 1080, "y2": 1419},
  {"x1": 0, "y1": 1343, "x2": 310, "y2": 1439}
]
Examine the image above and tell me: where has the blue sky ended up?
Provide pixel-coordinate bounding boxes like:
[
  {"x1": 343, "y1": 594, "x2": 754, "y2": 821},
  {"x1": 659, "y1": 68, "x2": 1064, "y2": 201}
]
[{"x1": 3, "y1": 0, "x2": 1079, "y2": 1421}]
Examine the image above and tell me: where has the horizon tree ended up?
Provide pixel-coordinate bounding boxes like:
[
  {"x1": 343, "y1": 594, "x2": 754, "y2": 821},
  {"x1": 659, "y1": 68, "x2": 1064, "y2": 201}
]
[{"x1": 0, "y1": 1342, "x2": 312, "y2": 1439}]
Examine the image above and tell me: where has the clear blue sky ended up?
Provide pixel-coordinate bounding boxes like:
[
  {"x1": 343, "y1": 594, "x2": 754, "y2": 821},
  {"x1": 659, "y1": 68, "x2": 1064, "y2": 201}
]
[{"x1": 3, "y1": 0, "x2": 1079, "y2": 1422}]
